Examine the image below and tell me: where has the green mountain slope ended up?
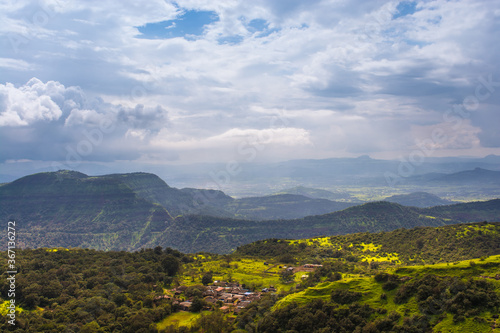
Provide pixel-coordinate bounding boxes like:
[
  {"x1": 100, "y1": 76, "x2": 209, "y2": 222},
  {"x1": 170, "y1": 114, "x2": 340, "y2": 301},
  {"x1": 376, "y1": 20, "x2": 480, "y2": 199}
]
[
  {"x1": 228, "y1": 222, "x2": 500, "y2": 333},
  {"x1": 0, "y1": 170, "x2": 172, "y2": 250},
  {"x1": 425, "y1": 199, "x2": 500, "y2": 222},
  {"x1": 1, "y1": 171, "x2": 499, "y2": 253},
  {"x1": 148, "y1": 200, "x2": 500, "y2": 253},
  {"x1": 76, "y1": 173, "x2": 354, "y2": 221},
  {"x1": 235, "y1": 221, "x2": 500, "y2": 265},
  {"x1": 104, "y1": 172, "x2": 234, "y2": 217}
]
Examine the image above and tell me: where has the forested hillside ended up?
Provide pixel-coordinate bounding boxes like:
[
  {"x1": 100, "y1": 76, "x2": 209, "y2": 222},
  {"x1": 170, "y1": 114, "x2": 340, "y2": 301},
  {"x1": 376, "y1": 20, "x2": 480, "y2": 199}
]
[
  {"x1": 1, "y1": 171, "x2": 499, "y2": 253},
  {"x1": 0, "y1": 170, "x2": 172, "y2": 250},
  {"x1": 2, "y1": 222, "x2": 500, "y2": 332},
  {"x1": 235, "y1": 221, "x2": 500, "y2": 265}
]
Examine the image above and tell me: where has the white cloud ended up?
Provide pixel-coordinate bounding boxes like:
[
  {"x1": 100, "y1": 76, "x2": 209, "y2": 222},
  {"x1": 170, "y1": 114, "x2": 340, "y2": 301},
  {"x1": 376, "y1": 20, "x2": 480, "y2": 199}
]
[
  {"x1": 0, "y1": 79, "x2": 64, "y2": 126},
  {"x1": 0, "y1": 57, "x2": 34, "y2": 71},
  {"x1": 64, "y1": 108, "x2": 107, "y2": 127}
]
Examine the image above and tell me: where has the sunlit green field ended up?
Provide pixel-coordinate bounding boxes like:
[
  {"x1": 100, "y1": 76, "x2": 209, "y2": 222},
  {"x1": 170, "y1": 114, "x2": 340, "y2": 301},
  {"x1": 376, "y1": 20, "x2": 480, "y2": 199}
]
[
  {"x1": 392, "y1": 254, "x2": 500, "y2": 278},
  {"x1": 329, "y1": 185, "x2": 499, "y2": 203},
  {"x1": 157, "y1": 311, "x2": 211, "y2": 330},
  {"x1": 180, "y1": 257, "x2": 299, "y2": 292}
]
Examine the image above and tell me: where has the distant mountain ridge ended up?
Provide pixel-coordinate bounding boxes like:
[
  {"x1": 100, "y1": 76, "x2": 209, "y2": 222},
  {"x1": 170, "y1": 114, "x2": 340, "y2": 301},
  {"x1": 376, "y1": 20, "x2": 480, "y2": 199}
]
[
  {"x1": 406, "y1": 167, "x2": 500, "y2": 185},
  {"x1": 383, "y1": 192, "x2": 454, "y2": 207},
  {"x1": 3, "y1": 155, "x2": 499, "y2": 192},
  {"x1": 432, "y1": 167, "x2": 500, "y2": 184},
  {"x1": 1, "y1": 171, "x2": 499, "y2": 253},
  {"x1": 222, "y1": 194, "x2": 357, "y2": 220}
]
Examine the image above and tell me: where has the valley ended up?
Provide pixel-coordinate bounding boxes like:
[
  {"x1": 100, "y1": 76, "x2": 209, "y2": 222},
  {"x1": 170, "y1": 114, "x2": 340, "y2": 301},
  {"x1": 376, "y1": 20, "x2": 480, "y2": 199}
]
[
  {"x1": 0, "y1": 167, "x2": 499, "y2": 332},
  {"x1": 1, "y1": 170, "x2": 500, "y2": 253}
]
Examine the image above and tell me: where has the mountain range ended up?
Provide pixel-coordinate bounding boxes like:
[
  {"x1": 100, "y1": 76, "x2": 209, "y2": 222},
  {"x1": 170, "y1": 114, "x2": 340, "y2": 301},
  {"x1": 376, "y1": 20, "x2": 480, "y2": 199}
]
[
  {"x1": 1, "y1": 170, "x2": 499, "y2": 253},
  {"x1": 2, "y1": 155, "x2": 500, "y2": 198}
]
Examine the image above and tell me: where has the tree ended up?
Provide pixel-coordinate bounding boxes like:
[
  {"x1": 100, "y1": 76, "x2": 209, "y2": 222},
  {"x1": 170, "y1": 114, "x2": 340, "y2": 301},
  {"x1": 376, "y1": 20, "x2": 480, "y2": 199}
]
[
  {"x1": 278, "y1": 253, "x2": 295, "y2": 264},
  {"x1": 331, "y1": 289, "x2": 362, "y2": 304},
  {"x1": 42, "y1": 280, "x2": 64, "y2": 299},
  {"x1": 161, "y1": 255, "x2": 180, "y2": 276},
  {"x1": 369, "y1": 261, "x2": 380, "y2": 270},
  {"x1": 22, "y1": 283, "x2": 42, "y2": 309},
  {"x1": 154, "y1": 246, "x2": 163, "y2": 255},
  {"x1": 191, "y1": 296, "x2": 206, "y2": 312},
  {"x1": 202, "y1": 272, "x2": 213, "y2": 286},
  {"x1": 80, "y1": 321, "x2": 101, "y2": 333},
  {"x1": 194, "y1": 311, "x2": 233, "y2": 333},
  {"x1": 185, "y1": 285, "x2": 205, "y2": 298},
  {"x1": 280, "y1": 269, "x2": 294, "y2": 283}
]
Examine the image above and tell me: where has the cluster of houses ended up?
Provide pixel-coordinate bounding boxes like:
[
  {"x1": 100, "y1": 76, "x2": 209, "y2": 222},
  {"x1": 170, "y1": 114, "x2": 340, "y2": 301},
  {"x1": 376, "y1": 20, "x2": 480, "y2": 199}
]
[
  {"x1": 153, "y1": 265, "x2": 324, "y2": 315},
  {"x1": 155, "y1": 281, "x2": 277, "y2": 314}
]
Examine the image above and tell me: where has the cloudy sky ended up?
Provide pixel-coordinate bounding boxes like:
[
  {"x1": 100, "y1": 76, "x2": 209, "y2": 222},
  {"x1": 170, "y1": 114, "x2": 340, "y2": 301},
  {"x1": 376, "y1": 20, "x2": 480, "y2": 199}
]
[{"x1": 1, "y1": 0, "x2": 500, "y2": 175}]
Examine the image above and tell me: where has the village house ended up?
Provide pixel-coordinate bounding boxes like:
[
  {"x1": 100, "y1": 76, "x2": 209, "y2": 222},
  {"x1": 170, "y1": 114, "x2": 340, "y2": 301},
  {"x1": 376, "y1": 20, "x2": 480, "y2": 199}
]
[
  {"x1": 154, "y1": 295, "x2": 171, "y2": 301},
  {"x1": 220, "y1": 292, "x2": 234, "y2": 303},
  {"x1": 237, "y1": 300, "x2": 252, "y2": 311},
  {"x1": 220, "y1": 306, "x2": 231, "y2": 313},
  {"x1": 204, "y1": 296, "x2": 217, "y2": 305},
  {"x1": 230, "y1": 286, "x2": 244, "y2": 294},
  {"x1": 157, "y1": 280, "x2": 264, "y2": 315},
  {"x1": 179, "y1": 301, "x2": 192, "y2": 311},
  {"x1": 202, "y1": 288, "x2": 217, "y2": 297},
  {"x1": 261, "y1": 285, "x2": 276, "y2": 293}
]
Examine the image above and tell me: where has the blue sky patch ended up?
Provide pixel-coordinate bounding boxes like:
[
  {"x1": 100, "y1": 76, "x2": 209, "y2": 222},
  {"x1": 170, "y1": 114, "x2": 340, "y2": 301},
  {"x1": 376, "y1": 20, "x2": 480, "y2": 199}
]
[
  {"x1": 217, "y1": 35, "x2": 245, "y2": 45},
  {"x1": 246, "y1": 18, "x2": 281, "y2": 38},
  {"x1": 393, "y1": 1, "x2": 417, "y2": 19},
  {"x1": 405, "y1": 39, "x2": 430, "y2": 47},
  {"x1": 248, "y1": 19, "x2": 268, "y2": 32},
  {"x1": 136, "y1": 10, "x2": 219, "y2": 39}
]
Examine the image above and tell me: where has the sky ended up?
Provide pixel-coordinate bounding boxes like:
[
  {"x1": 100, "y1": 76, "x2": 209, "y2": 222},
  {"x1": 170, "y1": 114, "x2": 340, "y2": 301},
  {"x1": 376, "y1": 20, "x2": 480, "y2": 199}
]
[{"x1": 1, "y1": 0, "x2": 500, "y2": 176}]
